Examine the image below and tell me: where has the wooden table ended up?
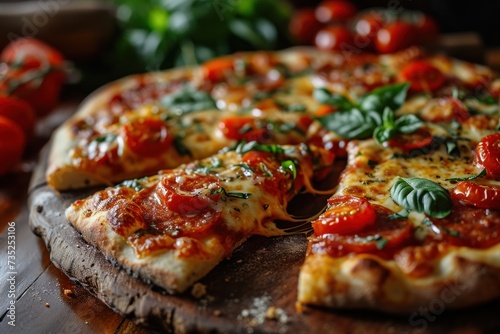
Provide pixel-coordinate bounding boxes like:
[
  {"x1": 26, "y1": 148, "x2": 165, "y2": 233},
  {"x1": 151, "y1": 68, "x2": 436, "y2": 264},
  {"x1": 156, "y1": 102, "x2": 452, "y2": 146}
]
[{"x1": 0, "y1": 98, "x2": 147, "y2": 334}]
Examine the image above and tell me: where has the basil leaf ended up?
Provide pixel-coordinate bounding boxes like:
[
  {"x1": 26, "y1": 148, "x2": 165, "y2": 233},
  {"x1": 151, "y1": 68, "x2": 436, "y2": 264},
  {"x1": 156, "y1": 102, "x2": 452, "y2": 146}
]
[
  {"x1": 395, "y1": 114, "x2": 423, "y2": 133},
  {"x1": 235, "y1": 141, "x2": 285, "y2": 155},
  {"x1": 390, "y1": 177, "x2": 452, "y2": 218},
  {"x1": 358, "y1": 83, "x2": 409, "y2": 113},
  {"x1": 354, "y1": 234, "x2": 388, "y2": 250},
  {"x1": 281, "y1": 160, "x2": 297, "y2": 180},
  {"x1": 313, "y1": 88, "x2": 355, "y2": 110},
  {"x1": 118, "y1": 179, "x2": 144, "y2": 192},
  {"x1": 93, "y1": 134, "x2": 118, "y2": 143},
  {"x1": 162, "y1": 85, "x2": 216, "y2": 115},
  {"x1": 445, "y1": 169, "x2": 486, "y2": 182},
  {"x1": 211, "y1": 187, "x2": 251, "y2": 199},
  {"x1": 317, "y1": 108, "x2": 382, "y2": 139},
  {"x1": 374, "y1": 126, "x2": 396, "y2": 144}
]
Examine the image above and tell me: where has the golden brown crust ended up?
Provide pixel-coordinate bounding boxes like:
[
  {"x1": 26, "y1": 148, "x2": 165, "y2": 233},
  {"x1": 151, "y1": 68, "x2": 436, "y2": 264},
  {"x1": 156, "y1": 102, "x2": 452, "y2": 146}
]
[
  {"x1": 66, "y1": 203, "x2": 228, "y2": 293},
  {"x1": 298, "y1": 246, "x2": 500, "y2": 314}
]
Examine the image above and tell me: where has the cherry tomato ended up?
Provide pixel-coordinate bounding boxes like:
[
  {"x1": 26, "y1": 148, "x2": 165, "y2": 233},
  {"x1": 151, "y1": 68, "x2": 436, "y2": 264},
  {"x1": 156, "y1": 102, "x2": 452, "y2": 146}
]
[
  {"x1": 311, "y1": 205, "x2": 412, "y2": 256},
  {"x1": 122, "y1": 118, "x2": 173, "y2": 157},
  {"x1": 452, "y1": 181, "x2": 500, "y2": 210},
  {"x1": 354, "y1": 12, "x2": 385, "y2": 49},
  {"x1": 289, "y1": 8, "x2": 324, "y2": 45},
  {"x1": 0, "y1": 116, "x2": 26, "y2": 175},
  {"x1": 0, "y1": 95, "x2": 36, "y2": 140},
  {"x1": 161, "y1": 173, "x2": 221, "y2": 215},
  {"x1": 312, "y1": 195, "x2": 376, "y2": 235},
  {"x1": 314, "y1": 25, "x2": 354, "y2": 51},
  {"x1": 475, "y1": 133, "x2": 500, "y2": 178},
  {"x1": 375, "y1": 21, "x2": 417, "y2": 54},
  {"x1": 415, "y1": 14, "x2": 439, "y2": 43},
  {"x1": 399, "y1": 61, "x2": 445, "y2": 92},
  {"x1": 387, "y1": 127, "x2": 433, "y2": 152},
  {"x1": 315, "y1": 0, "x2": 357, "y2": 23},
  {"x1": 218, "y1": 116, "x2": 271, "y2": 143},
  {"x1": 1, "y1": 38, "x2": 64, "y2": 69},
  {"x1": 201, "y1": 57, "x2": 234, "y2": 82}
]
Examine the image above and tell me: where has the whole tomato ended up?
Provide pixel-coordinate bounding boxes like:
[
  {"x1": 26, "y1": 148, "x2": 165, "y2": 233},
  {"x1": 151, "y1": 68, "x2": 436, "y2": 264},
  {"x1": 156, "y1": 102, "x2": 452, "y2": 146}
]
[
  {"x1": 0, "y1": 38, "x2": 65, "y2": 117},
  {"x1": 314, "y1": 25, "x2": 354, "y2": 51},
  {"x1": 0, "y1": 116, "x2": 26, "y2": 176},
  {"x1": 0, "y1": 95, "x2": 36, "y2": 140},
  {"x1": 315, "y1": 0, "x2": 357, "y2": 23},
  {"x1": 289, "y1": 8, "x2": 324, "y2": 45},
  {"x1": 375, "y1": 21, "x2": 417, "y2": 54}
]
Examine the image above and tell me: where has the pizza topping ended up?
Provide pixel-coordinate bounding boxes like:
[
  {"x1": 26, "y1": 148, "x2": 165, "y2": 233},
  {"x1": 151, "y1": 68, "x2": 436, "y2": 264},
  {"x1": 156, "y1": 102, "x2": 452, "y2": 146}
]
[
  {"x1": 218, "y1": 116, "x2": 273, "y2": 143},
  {"x1": 429, "y1": 202, "x2": 500, "y2": 248},
  {"x1": 316, "y1": 83, "x2": 411, "y2": 140},
  {"x1": 475, "y1": 133, "x2": 500, "y2": 178},
  {"x1": 310, "y1": 205, "x2": 412, "y2": 257},
  {"x1": 122, "y1": 118, "x2": 173, "y2": 157},
  {"x1": 390, "y1": 177, "x2": 452, "y2": 218},
  {"x1": 373, "y1": 107, "x2": 423, "y2": 144},
  {"x1": 398, "y1": 61, "x2": 445, "y2": 93},
  {"x1": 161, "y1": 85, "x2": 216, "y2": 115},
  {"x1": 312, "y1": 195, "x2": 376, "y2": 235},
  {"x1": 451, "y1": 181, "x2": 500, "y2": 211},
  {"x1": 386, "y1": 127, "x2": 433, "y2": 152},
  {"x1": 134, "y1": 173, "x2": 223, "y2": 238}
]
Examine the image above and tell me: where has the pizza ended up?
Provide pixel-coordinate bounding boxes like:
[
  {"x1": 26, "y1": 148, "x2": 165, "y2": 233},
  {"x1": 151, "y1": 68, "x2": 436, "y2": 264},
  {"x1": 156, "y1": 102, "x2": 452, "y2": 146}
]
[
  {"x1": 66, "y1": 143, "x2": 333, "y2": 293},
  {"x1": 46, "y1": 47, "x2": 500, "y2": 314}
]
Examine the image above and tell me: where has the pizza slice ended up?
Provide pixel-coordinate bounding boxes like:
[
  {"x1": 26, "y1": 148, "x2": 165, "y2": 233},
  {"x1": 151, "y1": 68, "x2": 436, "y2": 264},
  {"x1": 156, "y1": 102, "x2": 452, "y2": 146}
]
[
  {"x1": 66, "y1": 143, "x2": 334, "y2": 293},
  {"x1": 298, "y1": 115, "x2": 500, "y2": 312}
]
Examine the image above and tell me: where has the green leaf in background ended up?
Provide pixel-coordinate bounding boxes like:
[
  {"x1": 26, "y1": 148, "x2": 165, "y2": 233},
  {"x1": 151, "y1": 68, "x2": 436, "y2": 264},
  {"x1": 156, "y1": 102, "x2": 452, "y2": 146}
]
[
  {"x1": 106, "y1": 0, "x2": 292, "y2": 77},
  {"x1": 390, "y1": 177, "x2": 452, "y2": 219}
]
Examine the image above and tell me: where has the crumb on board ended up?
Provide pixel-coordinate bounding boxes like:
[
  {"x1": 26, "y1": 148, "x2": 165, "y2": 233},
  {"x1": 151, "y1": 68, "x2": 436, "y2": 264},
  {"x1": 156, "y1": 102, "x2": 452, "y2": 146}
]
[
  {"x1": 45, "y1": 303, "x2": 50, "y2": 308},
  {"x1": 63, "y1": 289, "x2": 75, "y2": 298},
  {"x1": 238, "y1": 295, "x2": 289, "y2": 326},
  {"x1": 191, "y1": 283, "x2": 207, "y2": 299}
]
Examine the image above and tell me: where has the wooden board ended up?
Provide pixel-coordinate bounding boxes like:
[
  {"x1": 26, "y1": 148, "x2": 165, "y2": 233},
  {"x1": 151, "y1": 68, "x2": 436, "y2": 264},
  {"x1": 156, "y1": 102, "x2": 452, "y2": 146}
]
[{"x1": 28, "y1": 145, "x2": 500, "y2": 334}]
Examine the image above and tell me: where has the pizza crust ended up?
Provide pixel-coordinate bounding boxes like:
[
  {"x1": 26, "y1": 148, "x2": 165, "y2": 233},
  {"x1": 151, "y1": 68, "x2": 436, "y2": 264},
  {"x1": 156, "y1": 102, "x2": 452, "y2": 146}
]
[
  {"x1": 66, "y1": 203, "x2": 231, "y2": 293},
  {"x1": 46, "y1": 68, "x2": 193, "y2": 190},
  {"x1": 298, "y1": 244, "x2": 500, "y2": 313}
]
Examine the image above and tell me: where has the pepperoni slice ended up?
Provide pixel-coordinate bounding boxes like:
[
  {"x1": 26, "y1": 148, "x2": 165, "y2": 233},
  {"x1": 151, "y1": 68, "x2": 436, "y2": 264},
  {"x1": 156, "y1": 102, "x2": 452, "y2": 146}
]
[
  {"x1": 241, "y1": 151, "x2": 290, "y2": 196},
  {"x1": 161, "y1": 173, "x2": 221, "y2": 215},
  {"x1": 430, "y1": 202, "x2": 500, "y2": 248},
  {"x1": 310, "y1": 205, "x2": 413, "y2": 257},
  {"x1": 134, "y1": 173, "x2": 222, "y2": 237},
  {"x1": 122, "y1": 118, "x2": 173, "y2": 157},
  {"x1": 386, "y1": 127, "x2": 433, "y2": 152}
]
